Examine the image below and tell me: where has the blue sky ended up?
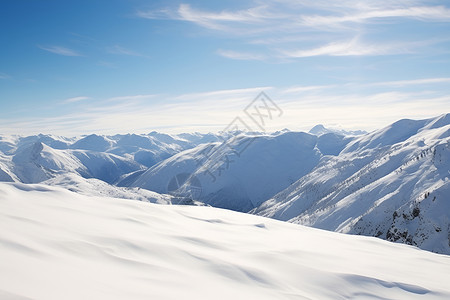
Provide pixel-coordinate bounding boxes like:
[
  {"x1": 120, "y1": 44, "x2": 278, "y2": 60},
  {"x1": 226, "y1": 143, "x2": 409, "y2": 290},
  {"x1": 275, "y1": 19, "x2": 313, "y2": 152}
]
[{"x1": 0, "y1": 0, "x2": 449, "y2": 135}]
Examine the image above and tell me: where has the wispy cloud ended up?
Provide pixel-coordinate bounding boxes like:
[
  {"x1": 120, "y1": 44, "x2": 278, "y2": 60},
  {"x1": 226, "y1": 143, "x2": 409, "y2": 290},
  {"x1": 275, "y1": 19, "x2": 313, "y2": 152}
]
[
  {"x1": 38, "y1": 45, "x2": 82, "y2": 56},
  {"x1": 63, "y1": 96, "x2": 90, "y2": 104},
  {"x1": 137, "y1": 2, "x2": 450, "y2": 31},
  {"x1": 300, "y1": 6, "x2": 450, "y2": 28},
  {"x1": 281, "y1": 77, "x2": 450, "y2": 94},
  {"x1": 136, "y1": 8, "x2": 177, "y2": 20},
  {"x1": 216, "y1": 49, "x2": 266, "y2": 60},
  {"x1": 281, "y1": 84, "x2": 338, "y2": 94},
  {"x1": 136, "y1": 1, "x2": 450, "y2": 60},
  {"x1": 173, "y1": 87, "x2": 272, "y2": 101},
  {"x1": 106, "y1": 45, "x2": 147, "y2": 57},
  {"x1": 138, "y1": 4, "x2": 280, "y2": 31},
  {"x1": 279, "y1": 37, "x2": 412, "y2": 57},
  {"x1": 0, "y1": 81, "x2": 448, "y2": 135},
  {"x1": 176, "y1": 4, "x2": 278, "y2": 30},
  {"x1": 106, "y1": 94, "x2": 157, "y2": 102},
  {"x1": 368, "y1": 77, "x2": 450, "y2": 87}
]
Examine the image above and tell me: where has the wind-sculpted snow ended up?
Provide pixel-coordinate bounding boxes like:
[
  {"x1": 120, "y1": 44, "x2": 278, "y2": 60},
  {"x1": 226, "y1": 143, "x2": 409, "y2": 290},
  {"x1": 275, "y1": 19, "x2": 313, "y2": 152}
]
[
  {"x1": 1, "y1": 182, "x2": 450, "y2": 300},
  {"x1": 253, "y1": 114, "x2": 450, "y2": 254}
]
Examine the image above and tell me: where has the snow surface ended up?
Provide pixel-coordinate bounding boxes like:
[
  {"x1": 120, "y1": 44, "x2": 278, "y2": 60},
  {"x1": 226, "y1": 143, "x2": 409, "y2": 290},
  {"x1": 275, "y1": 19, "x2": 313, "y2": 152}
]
[
  {"x1": 42, "y1": 173, "x2": 174, "y2": 204},
  {"x1": 1, "y1": 182, "x2": 450, "y2": 300}
]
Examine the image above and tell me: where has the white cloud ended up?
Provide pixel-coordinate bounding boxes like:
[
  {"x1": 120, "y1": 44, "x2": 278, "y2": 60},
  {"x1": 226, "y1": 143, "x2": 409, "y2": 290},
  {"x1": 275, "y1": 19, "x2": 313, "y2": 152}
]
[
  {"x1": 216, "y1": 49, "x2": 266, "y2": 60},
  {"x1": 136, "y1": 8, "x2": 175, "y2": 20},
  {"x1": 136, "y1": 1, "x2": 450, "y2": 60},
  {"x1": 176, "y1": 4, "x2": 275, "y2": 29},
  {"x1": 279, "y1": 37, "x2": 410, "y2": 57},
  {"x1": 368, "y1": 77, "x2": 450, "y2": 87},
  {"x1": 1, "y1": 81, "x2": 448, "y2": 136},
  {"x1": 281, "y1": 84, "x2": 337, "y2": 94},
  {"x1": 173, "y1": 87, "x2": 272, "y2": 101},
  {"x1": 38, "y1": 45, "x2": 82, "y2": 56},
  {"x1": 106, "y1": 94, "x2": 157, "y2": 102},
  {"x1": 63, "y1": 96, "x2": 90, "y2": 104},
  {"x1": 300, "y1": 6, "x2": 450, "y2": 28},
  {"x1": 138, "y1": 3, "x2": 288, "y2": 32}
]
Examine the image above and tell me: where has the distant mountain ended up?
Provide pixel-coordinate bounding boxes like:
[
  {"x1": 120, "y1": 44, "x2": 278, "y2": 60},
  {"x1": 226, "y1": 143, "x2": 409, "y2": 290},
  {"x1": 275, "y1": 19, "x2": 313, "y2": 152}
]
[
  {"x1": 253, "y1": 114, "x2": 450, "y2": 254},
  {"x1": 129, "y1": 131, "x2": 350, "y2": 212},
  {"x1": 1, "y1": 115, "x2": 449, "y2": 254},
  {"x1": 0, "y1": 132, "x2": 222, "y2": 185},
  {"x1": 309, "y1": 124, "x2": 367, "y2": 136}
]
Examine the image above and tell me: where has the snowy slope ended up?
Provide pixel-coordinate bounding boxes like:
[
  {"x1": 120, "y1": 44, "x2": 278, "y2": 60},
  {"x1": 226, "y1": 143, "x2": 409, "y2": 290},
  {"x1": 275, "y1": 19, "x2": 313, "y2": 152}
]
[
  {"x1": 1, "y1": 182, "x2": 450, "y2": 300},
  {"x1": 11, "y1": 142, "x2": 90, "y2": 183},
  {"x1": 70, "y1": 150, "x2": 143, "y2": 183},
  {"x1": 71, "y1": 134, "x2": 115, "y2": 152},
  {"x1": 253, "y1": 114, "x2": 450, "y2": 254},
  {"x1": 43, "y1": 173, "x2": 174, "y2": 204},
  {"x1": 130, "y1": 131, "x2": 343, "y2": 212}
]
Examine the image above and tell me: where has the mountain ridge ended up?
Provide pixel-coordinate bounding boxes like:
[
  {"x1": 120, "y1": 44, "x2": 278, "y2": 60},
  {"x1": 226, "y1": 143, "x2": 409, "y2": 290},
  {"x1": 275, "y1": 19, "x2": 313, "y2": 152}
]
[{"x1": 0, "y1": 114, "x2": 448, "y2": 253}]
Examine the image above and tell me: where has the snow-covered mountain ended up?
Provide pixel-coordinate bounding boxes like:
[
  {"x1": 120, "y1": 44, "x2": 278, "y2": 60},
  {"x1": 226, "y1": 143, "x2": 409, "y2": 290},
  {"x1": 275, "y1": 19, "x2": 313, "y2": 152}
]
[
  {"x1": 6, "y1": 141, "x2": 142, "y2": 184},
  {"x1": 1, "y1": 182, "x2": 449, "y2": 300},
  {"x1": 309, "y1": 124, "x2": 367, "y2": 136},
  {"x1": 0, "y1": 132, "x2": 222, "y2": 184},
  {"x1": 129, "y1": 131, "x2": 348, "y2": 212},
  {"x1": 253, "y1": 114, "x2": 450, "y2": 254},
  {"x1": 0, "y1": 115, "x2": 449, "y2": 254}
]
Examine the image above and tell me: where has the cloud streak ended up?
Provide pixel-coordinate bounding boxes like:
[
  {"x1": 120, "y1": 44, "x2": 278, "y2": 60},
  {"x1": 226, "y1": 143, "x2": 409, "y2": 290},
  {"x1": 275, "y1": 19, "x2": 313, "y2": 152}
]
[
  {"x1": 136, "y1": 1, "x2": 450, "y2": 60},
  {"x1": 216, "y1": 49, "x2": 266, "y2": 60},
  {"x1": 279, "y1": 37, "x2": 416, "y2": 57},
  {"x1": 63, "y1": 96, "x2": 90, "y2": 104},
  {"x1": 38, "y1": 45, "x2": 82, "y2": 56},
  {"x1": 1, "y1": 78, "x2": 448, "y2": 136},
  {"x1": 300, "y1": 5, "x2": 450, "y2": 28}
]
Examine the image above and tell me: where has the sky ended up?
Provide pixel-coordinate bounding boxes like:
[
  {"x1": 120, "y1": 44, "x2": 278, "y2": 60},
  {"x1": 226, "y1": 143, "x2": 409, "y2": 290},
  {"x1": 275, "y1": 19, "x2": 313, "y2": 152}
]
[{"x1": 0, "y1": 0, "x2": 449, "y2": 136}]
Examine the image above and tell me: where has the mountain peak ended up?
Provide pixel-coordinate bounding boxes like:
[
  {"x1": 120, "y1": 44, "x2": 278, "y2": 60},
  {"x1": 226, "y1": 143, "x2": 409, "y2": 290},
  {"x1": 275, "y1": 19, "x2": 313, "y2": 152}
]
[
  {"x1": 309, "y1": 124, "x2": 329, "y2": 135},
  {"x1": 309, "y1": 124, "x2": 367, "y2": 136}
]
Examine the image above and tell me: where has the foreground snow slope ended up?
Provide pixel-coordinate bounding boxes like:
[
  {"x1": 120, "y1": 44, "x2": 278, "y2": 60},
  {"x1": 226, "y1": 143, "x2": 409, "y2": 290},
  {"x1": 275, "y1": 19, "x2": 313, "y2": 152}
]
[{"x1": 1, "y1": 183, "x2": 450, "y2": 300}]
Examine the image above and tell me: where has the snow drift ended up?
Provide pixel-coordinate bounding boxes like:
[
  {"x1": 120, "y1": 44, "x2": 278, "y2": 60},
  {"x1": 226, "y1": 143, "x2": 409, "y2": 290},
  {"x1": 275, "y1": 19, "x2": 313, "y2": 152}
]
[{"x1": 1, "y1": 182, "x2": 449, "y2": 300}]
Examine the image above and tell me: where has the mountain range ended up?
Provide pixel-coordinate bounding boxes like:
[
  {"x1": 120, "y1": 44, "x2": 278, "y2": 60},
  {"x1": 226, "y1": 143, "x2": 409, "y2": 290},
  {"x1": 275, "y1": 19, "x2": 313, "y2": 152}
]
[{"x1": 0, "y1": 114, "x2": 448, "y2": 254}]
